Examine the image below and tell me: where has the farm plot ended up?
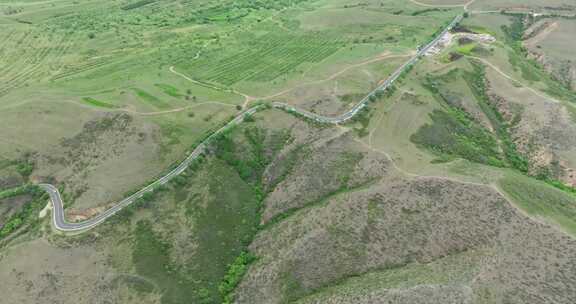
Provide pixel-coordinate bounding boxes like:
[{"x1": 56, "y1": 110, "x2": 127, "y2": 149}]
[
  {"x1": 184, "y1": 32, "x2": 344, "y2": 86},
  {"x1": 0, "y1": 27, "x2": 77, "y2": 98}
]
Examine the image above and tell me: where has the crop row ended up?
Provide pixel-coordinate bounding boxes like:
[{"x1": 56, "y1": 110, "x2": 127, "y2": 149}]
[
  {"x1": 0, "y1": 30, "x2": 35, "y2": 76},
  {"x1": 0, "y1": 31, "x2": 75, "y2": 97},
  {"x1": 51, "y1": 57, "x2": 115, "y2": 81},
  {"x1": 187, "y1": 33, "x2": 343, "y2": 86},
  {"x1": 0, "y1": 31, "x2": 54, "y2": 96}
]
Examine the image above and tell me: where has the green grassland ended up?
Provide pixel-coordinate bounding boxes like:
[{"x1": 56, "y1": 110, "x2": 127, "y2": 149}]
[{"x1": 499, "y1": 173, "x2": 576, "y2": 236}]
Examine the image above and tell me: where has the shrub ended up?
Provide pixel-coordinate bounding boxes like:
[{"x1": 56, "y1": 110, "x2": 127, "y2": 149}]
[{"x1": 219, "y1": 251, "x2": 257, "y2": 303}]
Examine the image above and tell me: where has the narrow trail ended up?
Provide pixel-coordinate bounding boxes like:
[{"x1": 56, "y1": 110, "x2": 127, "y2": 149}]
[
  {"x1": 469, "y1": 56, "x2": 561, "y2": 104},
  {"x1": 255, "y1": 53, "x2": 414, "y2": 102},
  {"x1": 135, "y1": 103, "x2": 237, "y2": 116},
  {"x1": 367, "y1": 88, "x2": 417, "y2": 147},
  {"x1": 463, "y1": 0, "x2": 477, "y2": 11},
  {"x1": 409, "y1": 0, "x2": 476, "y2": 9},
  {"x1": 170, "y1": 53, "x2": 413, "y2": 109},
  {"x1": 524, "y1": 21, "x2": 559, "y2": 48},
  {"x1": 409, "y1": 0, "x2": 491, "y2": 14},
  {"x1": 354, "y1": 130, "x2": 490, "y2": 189},
  {"x1": 357, "y1": 128, "x2": 575, "y2": 239},
  {"x1": 169, "y1": 66, "x2": 255, "y2": 107}
]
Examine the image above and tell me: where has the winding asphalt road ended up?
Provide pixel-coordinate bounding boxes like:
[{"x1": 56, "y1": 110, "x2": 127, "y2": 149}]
[
  {"x1": 41, "y1": 14, "x2": 462, "y2": 232},
  {"x1": 40, "y1": 106, "x2": 261, "y2": 232}
]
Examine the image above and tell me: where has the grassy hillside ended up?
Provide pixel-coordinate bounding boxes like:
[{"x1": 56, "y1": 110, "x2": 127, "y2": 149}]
[{"x1": 1, "y1": 1, "x2": 576, "y2": 304}]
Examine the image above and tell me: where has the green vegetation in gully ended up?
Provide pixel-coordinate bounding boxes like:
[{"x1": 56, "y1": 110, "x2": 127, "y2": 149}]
[
  {"x1": 0, "y1": 159, "x2": 46, "y2": 240},
  {"x1": 133, "y1": 220, "x2": 193, "y2": 304},
  {"x1": 0, "y1": 184, "x2": 38, "y2": 201},
  {"x1": 412, "y1": 68, "x2": 506, "y2": 167},
  {"x1": 129, "y1": 159, "x2": 261, "y2": 304},
  {"x1": 462, "y1": 60, "x2": 529, "y2": 172},
  {"x1": 219, "y1": 251, "x2": 257, "y2": 304},
  {"x1": 126, "y1": 120, "x2": 294, "y2": 304},
  {"x1": 411, "y1": 58, "x2": 534, "y2": 172},
  {"x1": 501, "y1": 13, "x2": 576, "y2": 102},
  {"x1": 0, "y1": 185, "x2": 45, "y2": 242},
  {"x1": 498, "y1": 13, "x2": 576, "y2": 193},
  {"x1": 411, "y1": 16, "x2": 576, "y2": 219},
  {"x1": 411, "y1": 107, "x2": 503, "y2": 166}
]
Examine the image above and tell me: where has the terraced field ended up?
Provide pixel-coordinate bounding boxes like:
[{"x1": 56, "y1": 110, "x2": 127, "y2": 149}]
[
  {"x1": 185, "y1": 32, "x2": 344, "y2": 86},
  {"x1": 0, "y1": 27, "x2": 77, "y2": 97}
]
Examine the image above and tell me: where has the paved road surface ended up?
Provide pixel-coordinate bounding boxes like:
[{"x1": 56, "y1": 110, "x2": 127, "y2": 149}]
[
  {"x1": 273, "y1": 14, "x2": 462, "y2": 124},
  {"x1": 40, "y1": 106, "x2": 261, "y2": 232},
  {"x1": 41, "y1": 15, "x2": 462, "y2": 232}
]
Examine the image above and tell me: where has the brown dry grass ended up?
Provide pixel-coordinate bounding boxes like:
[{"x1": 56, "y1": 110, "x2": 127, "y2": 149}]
[
  {"x1": 486, "y1": 68, "x2": 576, "y2": 183},
  {"x1": 235, "y1": 131, "x2": 576, "y2": 304}
]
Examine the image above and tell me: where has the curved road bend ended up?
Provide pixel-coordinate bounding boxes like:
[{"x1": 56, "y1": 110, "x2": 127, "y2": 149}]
[
  {"x1": 41, "y1": 14, "x2": 463, "y2": 232},
  {"x1": 40, "y1": 106, "x2": 261, "y2": 232}
]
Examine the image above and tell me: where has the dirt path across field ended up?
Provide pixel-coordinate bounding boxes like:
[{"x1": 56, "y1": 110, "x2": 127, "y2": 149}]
[
  {"x1": 469, "y1": 56, "x2": 561, "y2": 104},
  {"x1": 524, "y1": 21, "x2": 559, "y2": 48},
  {"x1": 170, "y1": 52, "x2": 413, "y2": 109},
  {"x1": 355, "y1": 125, "x2": 574, "y2": 239},
  {"x1": 254, "y1": 53, "x2": 414, "y2": 101},
  {"x1": 409, "y1": 0, "x2": 476, "y2": 10}
]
